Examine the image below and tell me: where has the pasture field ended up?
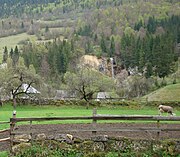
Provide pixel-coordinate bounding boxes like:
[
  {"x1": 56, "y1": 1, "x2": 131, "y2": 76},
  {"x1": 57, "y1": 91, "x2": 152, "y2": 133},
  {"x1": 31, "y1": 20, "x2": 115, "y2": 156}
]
[
  {"x1": 0, "y1": 33, "x2": 37, "y2": 62},
  {"x1": 0, "y1": 103, "x2": 179, "y2": 130},
  {"x1": 144, "y1": 83, "x2": 180, "y2": 102}
]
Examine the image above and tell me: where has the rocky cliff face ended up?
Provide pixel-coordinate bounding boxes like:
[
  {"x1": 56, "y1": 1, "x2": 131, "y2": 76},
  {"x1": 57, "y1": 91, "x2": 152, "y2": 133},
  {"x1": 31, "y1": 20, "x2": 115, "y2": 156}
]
[{"x1": 79, "y1": 55, "x2": 121, "y2": 78}]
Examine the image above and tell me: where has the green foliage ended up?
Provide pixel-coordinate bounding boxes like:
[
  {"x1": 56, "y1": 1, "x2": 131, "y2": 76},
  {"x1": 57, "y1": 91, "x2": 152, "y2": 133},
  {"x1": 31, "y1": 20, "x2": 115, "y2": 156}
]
[
  {"x1": 76, "y1": 25, "x2": 92, "y2": 37},
  {"x1": 100, "y1": 35, "x2": 108, "y2": 54},
  {"x1": 105, "y1": 152, "x2": 118, "y2": 157},
  {"x1": 21, "y1": 39, "x2": 73, "y2": 80},
  {"x1": 2, "y1": 46, "x2": 8, "y2": 63},
  {"x1": 0, "y1": 0, "x2": 179, "y2": 99},
  {"x1": 84, "y1": 152, "x2": 106, "y2": 157},
  {"x1": 0, "y1": 151, "x2": 8, "y2": 157},
  {"x1": 144, "y1": 83, "x2": 180, "y2": 102},
  {"x1": 64, "y1": 68, "x2": 115, "y2": 102},
  {"x1": 14, "y1": 143, "x2": 82, "y2": 157},
  {"x1": 13, "y1": 140, "x2": 180, "y2": 157}
]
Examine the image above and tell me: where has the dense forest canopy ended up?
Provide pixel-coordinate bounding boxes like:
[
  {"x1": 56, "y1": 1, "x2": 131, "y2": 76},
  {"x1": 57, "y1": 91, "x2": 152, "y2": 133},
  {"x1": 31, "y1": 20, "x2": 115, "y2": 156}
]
[{"x1": 0, "y1": 0, "x2": 180, "y2": 98}]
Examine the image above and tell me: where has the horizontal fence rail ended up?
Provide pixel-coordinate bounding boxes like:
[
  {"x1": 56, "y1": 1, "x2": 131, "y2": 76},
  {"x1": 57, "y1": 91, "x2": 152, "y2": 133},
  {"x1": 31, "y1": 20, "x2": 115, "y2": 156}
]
[
  {"x1": 10, "y1": 115, "x2": 180, "y2": 122},
  {"x1": 0, "y1": 121, "x2": 10, "y2": 143},
  {"x1": 0, "y1": 129, "x2": 10, "y2": 133},
  {"x1": 0, "y1": 137, "x2": 10, "y2": 142},
  {"x1": 0, "y1": 121, "x2": 10, "y2": 124}
]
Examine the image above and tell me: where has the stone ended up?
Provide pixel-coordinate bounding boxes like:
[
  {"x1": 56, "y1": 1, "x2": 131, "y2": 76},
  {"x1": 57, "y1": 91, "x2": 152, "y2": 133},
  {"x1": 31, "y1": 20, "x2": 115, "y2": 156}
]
[
  {"x1": 36, "y1": 133, "x2": 46, "y2": 141},
  {"x1": 93, "y1": 142, "x2": 105, "y2": 151},
  {"x1": 54, "y1": 134, "x2": 74, "y2": 144},
  {"x1": 47, "y1": 135, "x2": 55, "y2": 140},
  {"x1": 14, "y1": 134, "x2": 31, "y2": 144},
  {"x1": 12, "y1": 143, "x2": 31, "y2": 155},
  {"x1": 91, "y1": 135, "x2": 108, "y2": 142},
  {"x1": 73, "y1": 137, "x2": 83, "y2": 143},
  {"x1": 54, "y1": 134, "x2": 67, "y2": 142}
]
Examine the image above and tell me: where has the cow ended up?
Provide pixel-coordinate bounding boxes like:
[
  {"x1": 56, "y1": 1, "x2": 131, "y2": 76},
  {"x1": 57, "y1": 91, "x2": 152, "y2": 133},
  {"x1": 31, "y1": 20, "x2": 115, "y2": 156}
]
[{"x1": 158, "y1": 105, "x2": 175, "y2": 116}]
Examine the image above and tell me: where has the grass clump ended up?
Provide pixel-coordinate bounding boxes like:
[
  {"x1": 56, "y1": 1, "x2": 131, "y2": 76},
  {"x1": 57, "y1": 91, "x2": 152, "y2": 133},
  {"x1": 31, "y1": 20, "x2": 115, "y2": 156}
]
[
  {"x1": 14, "y1": 143, "x2": 82, "y2": 157},
  {"x1": 0, "y1": 151, "x2": 9, "y2": 157}
]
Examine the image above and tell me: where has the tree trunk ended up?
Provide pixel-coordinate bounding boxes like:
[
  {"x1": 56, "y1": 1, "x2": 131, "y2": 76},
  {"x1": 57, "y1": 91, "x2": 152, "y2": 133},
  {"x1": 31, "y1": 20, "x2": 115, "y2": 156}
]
[{"x1": 13, "y1": 96, "x2": 16, "y2": 110}]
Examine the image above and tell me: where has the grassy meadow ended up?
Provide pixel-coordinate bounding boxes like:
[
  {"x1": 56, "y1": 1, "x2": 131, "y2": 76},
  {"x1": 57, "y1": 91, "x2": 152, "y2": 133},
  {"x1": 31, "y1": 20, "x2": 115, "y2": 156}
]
[
  {"x1": 0, "y1": 103, "x2": 179, "y2": 130},
  {"x1": 0, "y1": 33, "x2": 37, "y2": 62},
  {"x1": 145, "y1": 83, "x2": 180, "y2": 102}
]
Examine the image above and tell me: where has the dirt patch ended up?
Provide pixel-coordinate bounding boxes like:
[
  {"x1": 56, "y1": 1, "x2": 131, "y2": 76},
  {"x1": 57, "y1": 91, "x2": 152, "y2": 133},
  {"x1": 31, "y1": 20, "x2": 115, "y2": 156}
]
[
  {"x1": 80, "y1": 55, "x2": 101, "y2": 69},
  {"x1": 1, "y1": 123, "x2": 180, "y2": 152}
]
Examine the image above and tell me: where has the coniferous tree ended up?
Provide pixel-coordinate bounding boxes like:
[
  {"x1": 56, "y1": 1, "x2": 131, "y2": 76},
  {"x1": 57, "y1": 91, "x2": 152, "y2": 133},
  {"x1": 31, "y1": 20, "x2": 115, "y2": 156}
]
[
  {"x1": 147, "y1": 16, "x2": 156, "y2": 33},
  {"x1": 2, "y1": 46, "x2": 8, "y2": 63},
  {"x1": 138, "y1": 44, "x2": 145, "y2": 73},
  {"x1": 110, "y1": 36, "x2": 115, "y2": 57},
  {"x1": 9, "y1": 48, "x2": 13, "y2": 59},
  {"x1": 45, "y1": 25, "x2": 49, "y2": 32},
  {"x1": 145, "y1": 62, "x2": 153, "y2": 78},
  {"x1": 85, "y1": 40, "x2": 91, "y2": 54},
  {"x1": 100, "y1": 35, "x2": 107, "y2": 54},
  {"x1": 13, "y1": 46, "x2": 19, "y2": 67},
  {"x1": 21, "y1": 22, "x2": 24, "y2": 29},
  {"x1": 152, "y1": 33, "x2": 175, "y2": 78}
]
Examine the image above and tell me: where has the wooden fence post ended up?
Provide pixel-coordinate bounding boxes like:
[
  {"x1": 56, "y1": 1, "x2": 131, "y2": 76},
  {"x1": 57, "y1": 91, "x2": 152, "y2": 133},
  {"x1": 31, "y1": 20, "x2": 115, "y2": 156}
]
[
  {"x1": 156, "y1": 120, "x2": 160, "y2": 140},
  {"x1": 30, "y1": 120, "x2": 32, "y2": 144},
  {"x1": 92, "y1": 108, "x2": 97, "y2": 135},
  {"x1": 10, "y1": 110, "x2": 16, "y2": 153}
]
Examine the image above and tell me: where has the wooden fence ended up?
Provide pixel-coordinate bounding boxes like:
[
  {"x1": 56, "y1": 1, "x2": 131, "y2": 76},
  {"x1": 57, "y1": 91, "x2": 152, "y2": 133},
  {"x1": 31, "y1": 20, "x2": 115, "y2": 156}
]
[
  {"x1": 3, "y1": 109, "x2": 180, "y2": 151},
  {"x1": 0, "y1": 121, "x2": 10, "y2": 142}
]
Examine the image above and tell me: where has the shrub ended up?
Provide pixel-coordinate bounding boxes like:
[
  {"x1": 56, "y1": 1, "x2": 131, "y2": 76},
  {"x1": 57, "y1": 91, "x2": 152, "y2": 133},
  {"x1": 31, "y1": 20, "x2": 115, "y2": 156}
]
[{"x1": 14, "y1": 143, "x2": 83, "y2": 157}]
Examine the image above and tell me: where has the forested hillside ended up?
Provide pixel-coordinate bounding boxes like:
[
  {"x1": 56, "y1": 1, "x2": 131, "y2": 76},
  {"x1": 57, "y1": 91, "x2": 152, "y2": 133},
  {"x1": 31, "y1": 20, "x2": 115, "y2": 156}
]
[{"x1": 0, "y1": 0, "x2": 180, "y2": 98}]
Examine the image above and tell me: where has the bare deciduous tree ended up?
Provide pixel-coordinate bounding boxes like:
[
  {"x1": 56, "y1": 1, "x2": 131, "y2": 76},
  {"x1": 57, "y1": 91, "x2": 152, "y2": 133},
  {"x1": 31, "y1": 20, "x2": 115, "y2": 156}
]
[{"x1": 64, "y1": 67, "x2": 115, "y2": 104}]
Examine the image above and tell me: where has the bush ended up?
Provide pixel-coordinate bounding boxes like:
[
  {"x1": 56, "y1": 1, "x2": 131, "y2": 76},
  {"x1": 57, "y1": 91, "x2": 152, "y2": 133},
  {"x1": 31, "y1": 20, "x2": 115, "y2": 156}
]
[{"x1": 14, "y1": 143, "x2": 83, "y2": 157}]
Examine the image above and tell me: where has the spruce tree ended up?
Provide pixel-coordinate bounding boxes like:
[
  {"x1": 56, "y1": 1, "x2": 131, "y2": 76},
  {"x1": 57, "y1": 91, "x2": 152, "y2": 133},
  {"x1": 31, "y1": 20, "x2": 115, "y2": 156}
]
[
  {"x1": 13, "y1": 46, "x2": 19, "y2": 67},
  {"x1": 2, "y1": 46, "x2": 8, "y2": 63},
  {"x1": 110, "y1": 36, "x2": 115, "y2": 57},
  {"x1": 100, "y1": 35, "x2": 107, "y2": 54},
  {"x1": 9, "y1": 48, "x2": 14, "y2": 64}
]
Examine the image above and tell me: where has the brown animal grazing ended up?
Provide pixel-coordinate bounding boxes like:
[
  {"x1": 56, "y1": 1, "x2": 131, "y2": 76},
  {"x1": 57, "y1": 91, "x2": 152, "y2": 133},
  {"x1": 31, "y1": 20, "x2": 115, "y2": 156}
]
[{"x1": 158, "y1": 105, "x2": 175, "y2": 116}]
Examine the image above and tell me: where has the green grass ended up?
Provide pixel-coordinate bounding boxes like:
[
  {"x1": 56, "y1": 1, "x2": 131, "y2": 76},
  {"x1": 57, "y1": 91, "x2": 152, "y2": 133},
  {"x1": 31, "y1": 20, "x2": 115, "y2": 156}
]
[
  {"x1": 0, "y1": 151, "x2": 8, "y2": 157},
  {"x1": 0, "y1": 103, "x2": 180, "y2": 130},
  {"x1": 0, "y1": 33, "x2": 37, "y2": 62},
  {"x1": 145, "y1": 83, "x2": 180, "y2": 102}
]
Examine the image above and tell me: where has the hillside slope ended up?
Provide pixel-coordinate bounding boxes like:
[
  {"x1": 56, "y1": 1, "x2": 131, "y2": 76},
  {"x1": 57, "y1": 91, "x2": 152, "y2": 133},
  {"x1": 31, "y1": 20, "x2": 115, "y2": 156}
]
[{"x1": 145, "y1": 83, "x2": 180, "y2": 102}]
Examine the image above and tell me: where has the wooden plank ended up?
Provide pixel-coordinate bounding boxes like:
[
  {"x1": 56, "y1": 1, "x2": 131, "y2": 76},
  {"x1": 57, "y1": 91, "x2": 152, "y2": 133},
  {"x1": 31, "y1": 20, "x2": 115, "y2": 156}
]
[
  {"x1": 10, "y1": 115, "x2": 180, "y2": 123},
  {"x1": 0, "y1": 121, "x2": 10, "y2": 124},
  {"x1": 57, "y1": 128, "x2": 162, "y2": 132},
  {"x1": 10, "y1": 129, "x2": 160, "y2": 135},
  {"x1": 11, "y1": 131, "x2": 33, "y2": 135},
  {"x1": 0, "y1": 129, "x2": 10, "y2": 133},
  {"x1": 95, "y1": 115, "x2": 180, "y2": 121},
  {"x1": 10, "y1": 116, "x2": 93, "y2": 122},
  {"x1": 161, "y1": 128, "x2": 180, "y2": 131},
  {"x1": 0, "y1": 137, "x2": 10, "y2": 142},
  {"x1": 92, "y1": 108, "x2": 97, "y2": 135},
  {"x1": 11, "y1": 127, "x2": 180, "y2": 135}
]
